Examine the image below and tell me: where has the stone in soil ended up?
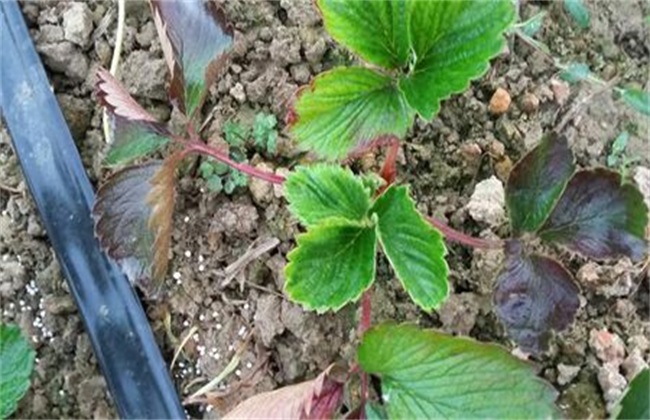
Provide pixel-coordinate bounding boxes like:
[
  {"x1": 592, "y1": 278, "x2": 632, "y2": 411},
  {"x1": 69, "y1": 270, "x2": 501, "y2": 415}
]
[
  {"x1": 466, "y1": 176, "x2": 505, "y2": 229},
  {"x1": 488, "y1": 87, "x2": 511, "y2": 115},
  {"x1": 62, "y1": 2, "x2": 94, "y2": 48}
]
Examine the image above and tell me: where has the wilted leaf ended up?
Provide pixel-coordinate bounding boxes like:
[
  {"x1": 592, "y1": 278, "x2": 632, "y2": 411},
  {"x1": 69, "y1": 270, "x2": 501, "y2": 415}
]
[
  {"x1": 96, "y1": 68, "x2": 171, "y2": 165},
  {"x1": 371, "y1": 186, "x2": 448, "y2": 310},
  {"x1": 494, "y1": 244, "x2": 580, "y2": 353},
  {"x1": 93, "y1": 157, "x2": 178, "y2": 294},
  {"x1": 563, "y1": 0, "x2": 590, "y2": 29},
  {"x1": 284, "y1": 165, "x2": 372, "y2": 227},
  {"x1": 0, "y1": 324, "x2": 35, "y2": 419},
  {"x1": 619, "y1": 88, "x2": 650, "y2": 116},
  {"x1": 506, "y1": 135, "x2": 575, "y2": 234},
  {"x1": 224, "y1": 364, "x2": 346, "y2": 419},
  {"x1": 150, "y1": 0, "x2": 233, "y2": 118},
  {"x1": 614, "y1": 368, "x2": 649, "y2": 420},
  {"x1": 540, "y1": 169, "x2": 648, "y2": 261},
  {"x1": 285, "y1": 219, "x2": 377, "y2": 312},
  {"x1": 399, "y1": 0, "x2": 515, "y2": 119},
  {"x1": 290, "y1": 67, "x2": 414, "y2": 160},
  {"x1": 559, "y1": 62, "x2": 592, "y2": 84},
  {"x1": 357, "y1": 323, "x2": 559, "y2": 418}
]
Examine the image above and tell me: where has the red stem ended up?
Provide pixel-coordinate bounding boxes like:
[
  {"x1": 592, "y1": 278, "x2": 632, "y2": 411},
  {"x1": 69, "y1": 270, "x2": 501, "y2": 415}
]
[
  {"x1": 185, "y1": 141, "x2": 286, "y2": 185},
  {"x1": 427, "y1": 216, "x2": 503, "y2": 249}
]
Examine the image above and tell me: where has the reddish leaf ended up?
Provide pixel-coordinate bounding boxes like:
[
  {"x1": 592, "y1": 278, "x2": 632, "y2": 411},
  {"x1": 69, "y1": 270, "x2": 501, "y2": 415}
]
[
  {"x1": 540, "y1": 169, "x2": 648, "y2": 261},
  {"x1": 93, "y1": 156, "x2": 178, "y2": 295},
  {"x1": 150, "y1": 0, "x2": 233, "y2": 118},
  {"x1": 494, "y1": 241, "x2": 580, "y2": 354},
  {"x1": 506, "y1": 134, "x2": 575, "y2": 234},
  {"x1": 96, "y1": 68, "x2": 171, "y2": 165},
  {"x1": 223, "y1": 364, "x2": 346, "y2": 419}
]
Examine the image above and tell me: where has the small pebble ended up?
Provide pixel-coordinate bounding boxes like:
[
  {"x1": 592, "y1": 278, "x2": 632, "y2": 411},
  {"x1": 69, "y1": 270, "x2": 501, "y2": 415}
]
[
  {"x1": 488, "y1": 87, "x2": 511, "y2": 115},
  {"x1": 521, "y1": 93, "x2": 540, "y2": 114}
]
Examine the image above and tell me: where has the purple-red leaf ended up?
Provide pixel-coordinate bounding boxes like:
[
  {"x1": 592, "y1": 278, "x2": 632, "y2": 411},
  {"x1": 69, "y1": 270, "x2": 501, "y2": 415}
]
[
  {"x1": 494, "y1": 242, "x2": 580, "y2": 354},
  {"x1": 223, "y1": 364, "x2": 346, "y2": 419},
  {"x1": 540, "y1": 169, "x2": 648, "y2": 261},
  {"x1": 506, "y1": 134, "x2": 575, "y2": 234},
  {"x1": 96, "y1": 68, "x2": 171, "y2": 165},
  {"x1": 150, "y1": 0, "x2": 233, "y2": 118},
  {"x1": 93, "y1": 156, "x2": 178, "y2": 295}
]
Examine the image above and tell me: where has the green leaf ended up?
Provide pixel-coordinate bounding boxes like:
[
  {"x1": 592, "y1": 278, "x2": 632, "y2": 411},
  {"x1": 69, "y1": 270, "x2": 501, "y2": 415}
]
[
  {"x1": 223, "y1": 121, "x2": 249, "y2": 148},
  {"x1": 371, "y1": 185, "x2": 448, "y2": 310},
  {"x1": 517, "y1": 11, "x2": 547, "y2": 37},
  {"x1": 290, "y1": 67, "x2": 414, "y2": 160},
  {"x1": 614, "y1": 368, "x2": 649, "y2": 420},
  {"x1": 399, "y1": 0, "x2": 515, "y2": 119},
  {"x1": 151, "y1": 0, "x2": 234, "y2": 118},
  {"x1": 619, "y1": 88, "x2": 650, "y2": 116},
  {"x1": 357, "y1": 323, "x2": 560, "y2": 419},
  {"x1": 317, "y1": 0, "x2": 410, "y2": 69},
  {"x1": 559, "y1": 62, "x2": 592, "y2": 84},
  {"x1": 285, "y1": 219, "x2": 377, "y2": 312},
  {"x1": 608, "y1": 131, "x2": 630, "y2": 167},
  {"x1": 506, "y1": 135, "x2": 575, "y2": 234},
  {"x1": 96, "y1": 68, "x2": 171, "y2": 166},
  {"x1": 206, "y1": 175, "x2": 223, "y2": 193},
  {"x1": 563, "y1": 0, "x2": 590, "y2": 29},
  {"x1": 540, "y1": 169, "x2": 648, "y2": 261},
  {"x1": 106, "y1": 117, "x2": 171, "y2": 166},
  {"x1": 0, "y1": 324, "x2": 35, "y2": 419},
  {"x1": 284, "y1": 164, "x2": 372, "y2": 227}
]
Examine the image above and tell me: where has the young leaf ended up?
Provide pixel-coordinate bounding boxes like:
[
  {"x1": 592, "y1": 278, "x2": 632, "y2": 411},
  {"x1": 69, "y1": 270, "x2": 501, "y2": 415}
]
[
  {"x1": 290, "y1": 67, "x2": 414, "y2": 160},
  {"x1": 284, "y1": 164, "x2": 372, "y2": 227},
  {"x1": 613, "y1": 368, "x2": 649, "y2": 420},
  {"x1": 285, "y1": 219, "x2": 377, "y2": 313},
  {"x1": 608, "y1": 131, "x2": 630, "y2": 167},
  {"x1": 0, "y1": 324, "x2": 35, "y2": 419},
  {"x1": 96, "y1": 68, "x2": 171, "y2": 166},
  {"x1": 559, "y1": 62, "x2": 592, "y2": 84},
  {"x1": 223, "y1": 364, "x2": 346, "y2": 419},
  {"x1": 357, "y1": 323, "x2": 559, "y2": 418},
  {"x1": 517, "y1": 11, "x2": 547, "y2": 37},
  {"x1": 563, "y1": 0, "x2": 590, "y2": 29},
  {"x1": 150, "y1": 0, "x2": 233, "y2": 118},
  {"x1": 619, "y1": 88, "x2": 650, "y2": 116},
  {"x1": 540, "y1": 169, "x2": 648, "y2": 261},
  {"x1": 399, "y1": 0, "x2": 515, "y2": 119},
  {"x1": 506, "y1": 135, "x2": 575, "y2": 234},
  {"x1": 371, "y1": 185, "x2": 448, "y2": 311},
  {"x1": 93, "y1": 158, "x2": 178, "y2": 294},
  {"x1": 317, "y1": 0, "x2": 410, "y2": 69},
  {"x1": 494, "y1": 247, "x2": 580, "y2": 353}
]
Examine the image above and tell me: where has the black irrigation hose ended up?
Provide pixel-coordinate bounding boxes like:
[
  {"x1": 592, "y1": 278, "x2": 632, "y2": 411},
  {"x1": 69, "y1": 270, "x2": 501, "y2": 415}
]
[{"x1": 0, "y1": 1, "x2": 184, "y2": 418}]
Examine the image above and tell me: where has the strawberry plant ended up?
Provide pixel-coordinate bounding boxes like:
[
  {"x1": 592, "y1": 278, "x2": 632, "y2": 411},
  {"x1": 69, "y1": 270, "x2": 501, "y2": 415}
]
[{"x1": 91, "y1": 0, "x2": 648, "y2": 418}]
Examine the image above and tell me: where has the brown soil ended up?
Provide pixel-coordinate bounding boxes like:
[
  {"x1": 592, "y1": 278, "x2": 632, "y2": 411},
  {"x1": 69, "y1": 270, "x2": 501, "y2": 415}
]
[{"x1": 1, "y1": 0, "x2": 648, "y2": 418}]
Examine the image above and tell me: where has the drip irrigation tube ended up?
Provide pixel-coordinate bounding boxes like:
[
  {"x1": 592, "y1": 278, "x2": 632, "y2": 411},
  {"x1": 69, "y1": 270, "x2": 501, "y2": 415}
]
[{"x1": 0, "y1": 1, "x2": 184, "y2": 418}]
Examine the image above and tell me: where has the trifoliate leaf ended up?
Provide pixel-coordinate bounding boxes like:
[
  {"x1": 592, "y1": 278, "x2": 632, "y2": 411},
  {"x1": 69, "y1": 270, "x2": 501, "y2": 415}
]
[
  {"x1": 357, "y1": 323, "x2": 560, "y2": 418},
  {"x1": 399, "y1": 0, "x2": 515, "y2": 119},
  {"x1": 223, "y1": 364, "x2": 346, "y2": 419},
  {"x1": 540, "y1": 169, "x2": 648, "y2": 261},
  {"x1": 494, "y1": 245, "x2": 580, "y2": 353},
  {"x1": 93, "y1": 156, "x2": 179, "y2": 295},
  {"x1": 619, "y1": 88, "x2": 650, "y2": 116},
  {"x1": 285, "y1": 219, "x2": 377, "y2": 313},
  {"x1": 96, "y1": 68, "x2": 171, "y2": 166},
  {"x1": 371, "y1": 185, "x2": 448, "y2": 310},
  {"x1": 506, "y1": 135, "x2": 575, "y2": 234},
  {"x1": 563, "y1": 0, "x2": 590, "y2": 29},
  {"x1": 614, "y1": 368, "x2": 649, "y2": 420},
  {"x1": 150, "y1": 0, "x2": 233, "y2": 118},
  {"x1": 284, "y1": 164, "x2": 372, "y2": 227},
  {"x1": 0, "y1": 324, "x2": 35, "y2": 419},
  {"x1": 290, "y1": 67, "x2": 414, "y2": 160}
]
